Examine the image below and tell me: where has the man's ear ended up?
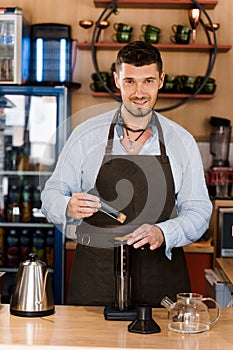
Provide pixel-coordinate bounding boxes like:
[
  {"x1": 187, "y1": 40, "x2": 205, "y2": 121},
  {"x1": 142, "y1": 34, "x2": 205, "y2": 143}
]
[
  {"x1": 159, "y1": 71, "x2": 165, "y2": 90},
  {"x1": 113, "y1": 71, "x2": 120, "y2": 89}
]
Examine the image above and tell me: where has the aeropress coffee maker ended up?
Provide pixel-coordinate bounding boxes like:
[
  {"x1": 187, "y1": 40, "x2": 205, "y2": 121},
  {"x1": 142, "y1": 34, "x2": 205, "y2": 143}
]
[
  {"x1": 104, "y1": 236, "x2": 136, "y2": 320},
  {"x1": 206, "y1": 116, "x2": 233, "y2": 198},
  {"x1": 104, "y1": 236, "x2": 161, "y2": 334},
  {"x1": 78, "y1": 191, "x2": 161, "y2": 333}
]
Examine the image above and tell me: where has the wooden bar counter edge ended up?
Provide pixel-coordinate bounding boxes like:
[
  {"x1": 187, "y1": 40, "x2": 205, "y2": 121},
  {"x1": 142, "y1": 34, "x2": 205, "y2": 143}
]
[{"x1": 0, "y1": 304, "x2": 233, "y2": 349}]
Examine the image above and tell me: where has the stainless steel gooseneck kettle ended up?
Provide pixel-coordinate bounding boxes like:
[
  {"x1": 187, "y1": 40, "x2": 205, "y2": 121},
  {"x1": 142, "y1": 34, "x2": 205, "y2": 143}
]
[{"x1": 10, "y1": 253, "x2": 55, "y2": 317}]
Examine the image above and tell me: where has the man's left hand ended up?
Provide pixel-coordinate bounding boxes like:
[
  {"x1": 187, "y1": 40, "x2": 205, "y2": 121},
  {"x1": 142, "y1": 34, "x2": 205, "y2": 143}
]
[{"x1": 126, "y1": 224, "x2": 165, "y2": 250}]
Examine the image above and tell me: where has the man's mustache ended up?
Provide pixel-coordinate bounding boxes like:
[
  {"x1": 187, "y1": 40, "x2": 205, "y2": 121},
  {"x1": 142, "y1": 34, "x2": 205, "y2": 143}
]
[{"x1": 131, "y1": 97, "x2": 148, "y2": 102}]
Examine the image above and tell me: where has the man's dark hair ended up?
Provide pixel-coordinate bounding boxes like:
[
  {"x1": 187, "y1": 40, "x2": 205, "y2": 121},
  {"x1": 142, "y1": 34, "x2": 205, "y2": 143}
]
[{"x1": 115, "y1": 41, "x2": 163, "y2": 75}]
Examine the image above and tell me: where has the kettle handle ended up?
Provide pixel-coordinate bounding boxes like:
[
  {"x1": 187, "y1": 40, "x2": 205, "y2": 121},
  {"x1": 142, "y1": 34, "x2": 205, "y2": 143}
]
[
  {"x1": 202, "y1": 297, "x2": 221, "y2": 324},
  {"x1": 36, "y1": 269, "x2": 49, "y2": 305}
]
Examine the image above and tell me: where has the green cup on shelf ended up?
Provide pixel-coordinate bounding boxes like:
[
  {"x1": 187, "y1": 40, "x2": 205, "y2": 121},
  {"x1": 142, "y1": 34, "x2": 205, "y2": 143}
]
[
  {"x1": 170, "y1": 32, "x2": 191, "y2": 44},
  {"x1": 172, "y1": 24, "x2": 191, "y2": 34},
  {"x1": 141, "y1": 24, "x2": 161, "y2": 34},
  {"x1": 113, "y1": 22, "x2": 133, "y2": 33},
  {"x1": 112, "y1": 31, "x2": 131, "y2": 43},
  {"x1": 140, "y1": 31, "x2": 160, "y2": 44}
]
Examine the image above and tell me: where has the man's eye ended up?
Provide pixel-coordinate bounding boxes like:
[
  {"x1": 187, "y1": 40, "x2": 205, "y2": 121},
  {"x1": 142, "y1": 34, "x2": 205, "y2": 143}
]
[
  {"x1": 125, "y1": 79, "x2": 134, "y2": 84},
  {"x1": 146, "y1": 79, "x2": 154, "y2": 84}
]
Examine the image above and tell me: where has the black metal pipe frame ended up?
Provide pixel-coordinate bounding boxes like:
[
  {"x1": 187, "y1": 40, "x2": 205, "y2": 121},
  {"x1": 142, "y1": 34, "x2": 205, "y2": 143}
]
[
  {"x1": 91, "y1": 0, "x2": 120, "y2": 101},
  {"x1": 90, "y1": 0, "x2": 218, "y2": 112}
]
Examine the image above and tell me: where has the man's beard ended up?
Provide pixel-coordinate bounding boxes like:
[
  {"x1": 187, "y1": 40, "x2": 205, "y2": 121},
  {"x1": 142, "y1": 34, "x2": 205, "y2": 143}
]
[{"x1": 124, "y1": 99, "x2": 156, "y2": 118}]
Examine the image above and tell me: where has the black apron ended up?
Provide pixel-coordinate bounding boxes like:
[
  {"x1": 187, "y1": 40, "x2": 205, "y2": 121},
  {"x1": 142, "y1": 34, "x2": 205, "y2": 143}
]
[{"x1": 68, "y1": 110, "x2": 190, "y2": 307}]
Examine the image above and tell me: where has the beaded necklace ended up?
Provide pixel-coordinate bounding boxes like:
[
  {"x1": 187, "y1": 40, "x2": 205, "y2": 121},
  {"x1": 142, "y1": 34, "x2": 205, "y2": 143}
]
[{"x1": 123, "y1": 124, "x2": 146, "y2": 152}]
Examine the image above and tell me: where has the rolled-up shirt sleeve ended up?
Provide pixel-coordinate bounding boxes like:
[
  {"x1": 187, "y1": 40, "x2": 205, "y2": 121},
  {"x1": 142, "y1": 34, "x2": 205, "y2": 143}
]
[
  {"x1": 41, "y1": 112, "x2": 112, "y2": 225},
  {"x1": 156, "y1": 130, "x2": 212, "y2": 260}
]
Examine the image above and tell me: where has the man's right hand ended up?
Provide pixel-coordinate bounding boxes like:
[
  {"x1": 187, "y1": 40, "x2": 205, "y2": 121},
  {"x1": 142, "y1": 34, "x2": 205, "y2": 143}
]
[{"x1": 66, "y1": 193, "x2": 101, "y2": 220}]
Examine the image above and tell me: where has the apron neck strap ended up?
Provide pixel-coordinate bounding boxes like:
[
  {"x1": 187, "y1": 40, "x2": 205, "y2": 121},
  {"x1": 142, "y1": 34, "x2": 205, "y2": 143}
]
[
  {"x1": 105, "y1": 108, "x2": 119, "y2": 156},
  {"x1": 154, "y1": 112, "x2": 169, "y2": 163}
]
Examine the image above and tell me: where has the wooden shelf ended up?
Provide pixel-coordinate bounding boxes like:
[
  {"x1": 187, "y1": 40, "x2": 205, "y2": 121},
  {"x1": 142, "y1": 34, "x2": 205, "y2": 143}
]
[
  {"x1": 159, "y1": 93, "x2": 215, "y2": 99},
  {"x1": 76, "y1": 42, "x2": 232, "y2": 53},
  {"x1": 91, "y1": 91, "x2": 215, "y2": 99},
  {"x1": 94, "y1": 0, "x2": 218, "y2": 10}
]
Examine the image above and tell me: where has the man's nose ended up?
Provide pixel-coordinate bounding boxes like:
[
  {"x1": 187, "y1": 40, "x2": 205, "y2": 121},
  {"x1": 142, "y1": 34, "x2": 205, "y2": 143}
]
[{"x1": 134, "y1": 83, "x2": 144, "y2": 97}]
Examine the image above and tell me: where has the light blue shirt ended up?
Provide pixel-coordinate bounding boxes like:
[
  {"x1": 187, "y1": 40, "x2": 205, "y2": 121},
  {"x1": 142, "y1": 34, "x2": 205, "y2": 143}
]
[{"x1": 41, "y1": 108, "x2": 212, "y2": 259}]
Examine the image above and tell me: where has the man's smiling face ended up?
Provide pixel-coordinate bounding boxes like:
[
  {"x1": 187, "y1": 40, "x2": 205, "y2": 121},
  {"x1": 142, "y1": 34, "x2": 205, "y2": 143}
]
[{"x1": 114, "y1": 63, "x2": 165, "y2": 118}]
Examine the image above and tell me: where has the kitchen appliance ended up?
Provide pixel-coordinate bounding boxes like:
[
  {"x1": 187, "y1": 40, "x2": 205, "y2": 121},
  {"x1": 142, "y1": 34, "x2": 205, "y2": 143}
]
[
  {"x1": 209, "y1": 116, "x2": 231, "y2": 167},
  {"x1": 206, "y1": 116, "x2": 233, "y2": 198},
  {"x1": 10, "y1": 253, "x2": 55, "y2": 317},
  {"x1": 0, "y1": 7, "x2": 30, "y2": 84},
  {"x1": 30, "y1": 23, "x2": 72, "y2": 84}
]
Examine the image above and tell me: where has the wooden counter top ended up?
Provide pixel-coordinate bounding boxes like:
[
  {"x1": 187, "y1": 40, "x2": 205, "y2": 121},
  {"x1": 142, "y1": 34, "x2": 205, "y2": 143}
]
[{"x1": 0, "y1": 304, "x2": 233, "y2": 349}]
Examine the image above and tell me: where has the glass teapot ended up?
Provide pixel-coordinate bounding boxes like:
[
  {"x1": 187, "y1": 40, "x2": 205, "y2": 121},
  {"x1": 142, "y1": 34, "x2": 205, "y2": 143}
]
[{"x1": 161, "y1": 293, "x2": 221, "y2": 334}]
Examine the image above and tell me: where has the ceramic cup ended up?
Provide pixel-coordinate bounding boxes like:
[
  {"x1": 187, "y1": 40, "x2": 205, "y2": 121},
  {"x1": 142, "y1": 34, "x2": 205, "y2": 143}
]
[
  {"x1": 175, "y1": 75, "x2": 196, "y2": 93},
  {"x1": 176, "y1": 75, "x2": 196, "y2": 84},
  {"x1": 177, "y1": 83, "x2": 195, "y2": 94},
  {"x1": 113, "y1": 23, "x2": 133, "y2": 33},
  {"x1": 195, "y1": 76, "x2": 216, "y2": 94},
  {"x1": 160, "y1": 74, "x2": 177, "y2": 93},
  {"x1": 141, "y1": 24, "x2": 161, "y2": 34},
  {"x1": 197, "y1": 82, "x2": 216, "y2": 94},
  {"x1": 170, "y1": 32, "x2": 191, "y2": 44},
  {"x1": 165, "y1": 74, "x2": 176, "y2": 83},
  {"x1": 140, "y1": 31, "x2": 159, "y2": 43},
  {"x1": 90, "y1": 72, "x2": 110, "y2": 92},
  {"x1": 172, "y1": 24, "x2": 191, "y2": 34},
  {"x1": 202, "y1": 83, "x2": 216, "y2": 94},
  {"x1": 195, "y1": 76, "x2": 215, "y2": 85},
  {"x1": 112, "y1": 31, "x2": 131, "y2": 43},
  {"x1": 161, "y1": 81, "x2": 176, "y2": 93},
  {"x1": 90, "y1": 81, "x2": 108, "y2": 92},
  {"x1": 91, "y1": 72, "x2": 110, "y2": 82}
]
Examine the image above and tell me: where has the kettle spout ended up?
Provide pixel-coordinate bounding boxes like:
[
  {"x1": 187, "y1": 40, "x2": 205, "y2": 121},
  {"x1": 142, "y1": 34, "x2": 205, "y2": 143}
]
[{"x1": 161, "y1": 296, "x2": 174, "y2": 310}]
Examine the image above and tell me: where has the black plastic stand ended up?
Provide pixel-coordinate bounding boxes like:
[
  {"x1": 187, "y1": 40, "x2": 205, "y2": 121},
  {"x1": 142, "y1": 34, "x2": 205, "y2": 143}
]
[
  {"x1": 104, "y1": 304, "x2": 137, "y2": 321},
  {"x1": 128, "y1": 305, "x2": 161, "y2": 334}
]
